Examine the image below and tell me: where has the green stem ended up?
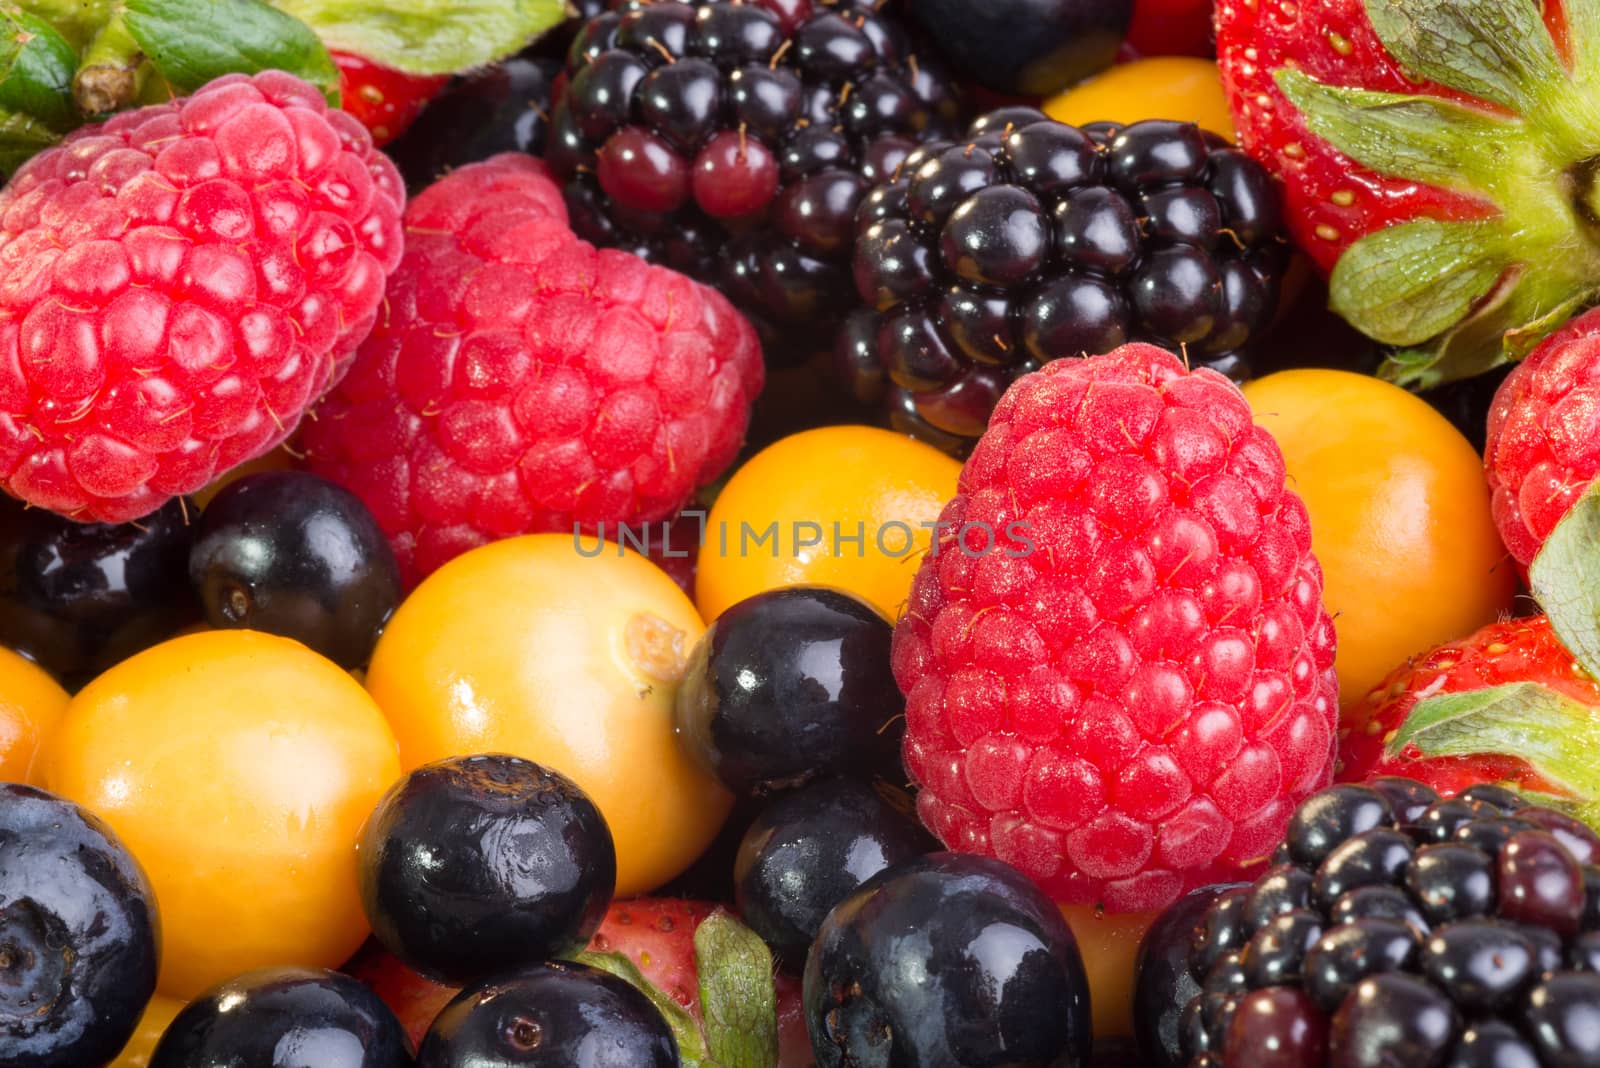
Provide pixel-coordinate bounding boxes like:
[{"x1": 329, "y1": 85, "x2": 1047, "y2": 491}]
[{"x1": 73, "y1": 7, "x2": 144, "y2": 114}]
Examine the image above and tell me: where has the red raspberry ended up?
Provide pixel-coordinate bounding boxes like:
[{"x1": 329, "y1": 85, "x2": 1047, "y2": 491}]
[
  {"x1": 301, "y1": 154, "x2": 764, "y2": 587},
  {"x1": 0, "y1": 71, "x2": 406, "y2": 523},
  {"x1": 1486, "y1": 308, "x2": 1600, "y2": 568},
  {"x1": 891, "y1": 345, "x2": 1339, "y2": 913}
]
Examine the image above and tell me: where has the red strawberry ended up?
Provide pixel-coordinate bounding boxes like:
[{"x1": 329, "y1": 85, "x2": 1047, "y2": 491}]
[
  {"x1": 892, "y1": 344, "x2": 1339, "y2": 913},
  {"x1": 588, "y1": 899, "x2": 811, "y2": 1068},
  {"x1": 1215, "y1": 0, "x2": 1600, "y2": 386},
  {"x1": 1338, "y1": 615, "x2": 1599, "y2": 801},
  {"x1": 1485, "y1": 306, "x2": 1600, "y2": 569},
  {"x1": 333, "y1": 51, "x2": 449, "y2": 147},
  {"x1": 343, "y1": 941, "x2": 458, "y2": 1050},
  {"x1": 346, "y1": 900, "x2": 811, "y2": 1065}
]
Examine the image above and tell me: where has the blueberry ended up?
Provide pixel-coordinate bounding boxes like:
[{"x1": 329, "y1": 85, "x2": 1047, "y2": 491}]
[
  {"x1": 674, "y1": 586, "x2": 904, "y2": 795},
  {"x1": 734, "y1": 779, "x2": 936, "y2": 964},
  {"x1": 803, "y1": 852, "x2": 1090, "y2": 1068},
  {"x1": 149, "y1": 967, "x2": 411, "y2": 1068},
  {"x1": 0, "y1": 783, "x2": 159, "y2": 1068},
  {"x1": 416, "y1": 962, "x2": 677, "y2": 1068},
  {"x1": 1133, "y1": 882, "x2": 1247, "y2": 1068},
  {"x1": 358, "y1": 755, "x2": 616, "y2": 987},
  {"x1": 189, "y1": 472, "x2": 401, "y2": 669},
  {"x1": 0, "y1": 493, "x2": 197, "y2": 689}
]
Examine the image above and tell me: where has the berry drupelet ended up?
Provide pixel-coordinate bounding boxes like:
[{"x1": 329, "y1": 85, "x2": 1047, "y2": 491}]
[
  {"x1": 842, "y1": 107, "x2": 1289, "y2": 453},
  {"x1": 546, "y1": 0, "x2": 965, "y2": 368},
  {"x1": 1160, "y1": 777, "x2": 1600, "y2": 1068}
]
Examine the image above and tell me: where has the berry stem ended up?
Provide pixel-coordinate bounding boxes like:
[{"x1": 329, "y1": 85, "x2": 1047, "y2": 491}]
[{"x1": 74, "y1": 8, "x2": 148, "y2": 115}]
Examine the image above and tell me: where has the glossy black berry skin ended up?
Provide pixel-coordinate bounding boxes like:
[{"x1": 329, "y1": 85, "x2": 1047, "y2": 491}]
[
  {"x1": 149, "y1": 967, "x2": 411, "y2": 1068},
  {"x1": 803, "y1": 852, "x2": 1090, "y2": 1068},
  {"x1": 548, "y1": 0, "x2": 964, "y2": 369},
  {"x1": 1133, "y1": 883, "x2": 1246, "y2": 1068},
  {"x1": 734, "y1": 779, "x2": 936, "y2": 964},
  {"x1": 0, "y1": 493, "x2": 197, "y2": 689},
  {"x1": 358, "y1": 754, "x2": 617, "y2": 987},
  {"x1": 387, "y1": 54, "x2": 564, "y2": 193},
  {"x1": 845, "y1": 110, "x2": 1287, "y2": 454},
  {"x1": 674, "y1": 586, "x2": 904, "y2": 795},
  {"x1": 0, "y1": 784, "x2": 159, "y2": 1068},
  {"x1": 907, "y1": 0, "x2": 1132, "y2": 97},
  {"x1": 1178, "y1": 777, "x2": 1600, "y2": 1068},
  {"x1": 189, "y1": 472, "x2": 401, "y2": 669},
  {"x1": 416, "y1": 961, "x2": 678, "y2": 1068}
]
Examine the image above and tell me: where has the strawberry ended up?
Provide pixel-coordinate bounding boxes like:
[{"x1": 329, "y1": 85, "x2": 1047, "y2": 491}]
[
  {"x1": 342, "y1": 941, "x2": 458, "y2": 1050},
  {"x1": 332, "y1": 51, "x2": 448, "y2": 147},
  {"x1": 1339, "y1": 615, "x2": 1596, "y2": 800},
  {"x1": 1338, "y1": 480, "x2": 1600, "y2": 827},
  {"x1": 347, "y1": 900, "x2": 811, "y2": 1067},
  {"x1": 1215, "y1": 0, "x2": 1600, "y2": 386}
]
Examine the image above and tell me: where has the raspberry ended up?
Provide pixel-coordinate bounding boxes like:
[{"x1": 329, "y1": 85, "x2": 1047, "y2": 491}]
[
  {"x1": 1485, "y1": 307, "x2": 1600, "y2": 568},
  {"x1": 842, "y1": 108, "x2": 1288, "y2": 455},
  {"x1": 301, "y1": 154, "x2": 764, "y2": 587},
  {"x1": 0, "y1": 71, "x2": 406, "y2": 523},
  {"x1": 890, "y1": 344, "x2": 1338, "y2": 912},
  {"x1": 546, "y1": 0, "x2": 965, "y2": 367}
]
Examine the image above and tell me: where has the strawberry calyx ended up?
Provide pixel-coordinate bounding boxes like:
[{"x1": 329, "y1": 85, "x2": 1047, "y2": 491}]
[
  {"x1": 1385, "y1": 681, "x2": 1600, "y2": 824},
  {"x1": 575, "y1": 910, "x2": 781, "y2": 1068},
  {"x1": 1275, "y1": 0, "x2": 1600, "y2": 388}
]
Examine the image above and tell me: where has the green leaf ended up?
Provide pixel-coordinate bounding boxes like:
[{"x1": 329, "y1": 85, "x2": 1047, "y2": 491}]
[
  {"x1": 0, "y1": 106, "x2": 62, "y2": 171},
  {"x1": 1275, "y1": 71, "x2": 1513, "y2": 193},
  {"x1": 694, "y1": 912, "x2": 779, "y2": 1068},
  {"x1": 1531, "y1": 482, "x2": 1600, "y2": 681},
  {"x1": 1363, "y1": 0, "x2": 1563, "y2": 113},
  {"x1": 1388, "y1": 681, "x2": 1600, "y2": 801},
  {"x1": 9, "y1": 0, "x2": 113, "y2": 50},
  {"x1": 122, "y1": 0, "x2": 340, "y2": 103},
  {"x1": 0, "y1": 8, "x2": 77, "y2": 131},
  {"x1": 269, "y1": 0, "x2": 566, "y2": 76},
  {"x1": 1330, "y1": 217, "x2": 1509, "y2": 347},
  {"x1": 571, "y1": 951, "x2": 715, "y2": 1068}
]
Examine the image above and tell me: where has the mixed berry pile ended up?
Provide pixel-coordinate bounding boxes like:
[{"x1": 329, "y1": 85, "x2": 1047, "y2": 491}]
[{"x1": 7, "y1": 1, "x2": 1600, "y2": 1067}]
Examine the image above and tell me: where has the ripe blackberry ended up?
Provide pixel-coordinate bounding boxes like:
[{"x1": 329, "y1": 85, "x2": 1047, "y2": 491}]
[
  {"x1": 1157, "y1": 777, "x2": 1600, "y2": 1068},
  {"x1": 546, "y1": 0, "x2": 964, "y2": 367},
  {"x1": 843, "y1": 107, "x2": 1289, "y2": 454}
]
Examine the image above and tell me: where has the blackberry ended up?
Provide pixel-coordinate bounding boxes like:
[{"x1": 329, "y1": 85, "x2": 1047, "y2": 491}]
[
  {"x1": 1147, "y1": 777, "x2": 1600, "y2": 1068},
  {"x1": 842, "y1": 107, "x2": 1289, "y2": 454},
  {"x1": 546, "y1": 0, "x2": 965, "y2": 367},
  {"x1": 385, "y1": 53, "x2": 564, "y2": 193}
]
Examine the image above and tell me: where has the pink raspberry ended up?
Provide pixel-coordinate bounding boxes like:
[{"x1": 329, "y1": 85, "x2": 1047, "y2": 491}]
[
  {"x1": 891, "y1": 345, "x2": 1339, "y2": 913},
  {"x1": 1485, "y1": 308, "x2": 1600, "y2": 568},
  {"x1": 301, "y1": 154, "x2": 764, "y2": 586},
  {"x1": 0, "y1": 71, "x2": 405, "y2": 522}
]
